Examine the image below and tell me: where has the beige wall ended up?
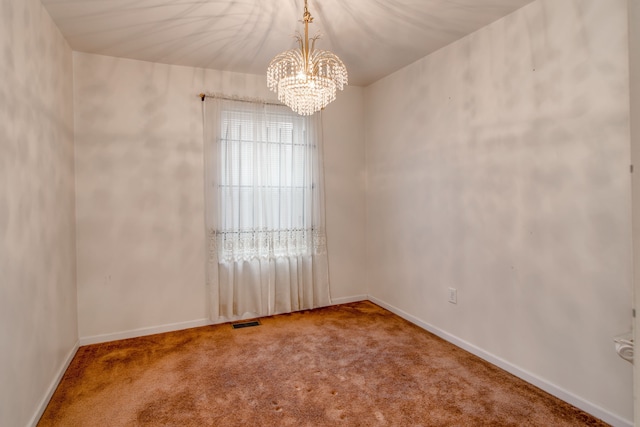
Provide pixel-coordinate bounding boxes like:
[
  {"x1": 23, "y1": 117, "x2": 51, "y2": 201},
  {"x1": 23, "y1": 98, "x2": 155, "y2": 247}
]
[
  {"x1": 0, "y1": 0, "x2": 77, "y2": 426},
  {"x1": 630, "y1": 0, "x2": 640, "y2": 423},
  {"x1": 73, "y1": 52, "x2": 367, "y2": 339},
  {"x1": 322, "y1": 86, "x2": 367, "y2": 302},
  {"x1": 364, "y1": 0, "x2": 632, "y2": 423}
]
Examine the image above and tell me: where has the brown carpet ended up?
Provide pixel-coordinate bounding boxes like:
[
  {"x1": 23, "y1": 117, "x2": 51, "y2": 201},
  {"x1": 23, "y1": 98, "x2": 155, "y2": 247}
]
[{"x1": 39, "y1": 301, "x2": 608, "y2": 426}]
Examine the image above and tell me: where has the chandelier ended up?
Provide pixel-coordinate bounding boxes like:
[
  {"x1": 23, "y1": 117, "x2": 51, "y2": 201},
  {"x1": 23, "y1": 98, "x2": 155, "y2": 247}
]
[{"x1": 267, "y1": 0, "x2": 348, "y2": 116}]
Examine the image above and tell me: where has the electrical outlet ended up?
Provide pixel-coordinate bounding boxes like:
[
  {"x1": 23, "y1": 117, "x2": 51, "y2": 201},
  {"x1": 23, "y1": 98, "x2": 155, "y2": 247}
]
[{"x1": 448, "y1": 287, "x2": 457, "y2": 304}]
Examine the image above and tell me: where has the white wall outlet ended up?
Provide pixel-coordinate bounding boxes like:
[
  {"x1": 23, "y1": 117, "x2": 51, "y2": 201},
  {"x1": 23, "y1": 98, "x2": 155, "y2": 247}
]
[{"x1": 448, "y1": 287, "x2": 457, "y2": 304}]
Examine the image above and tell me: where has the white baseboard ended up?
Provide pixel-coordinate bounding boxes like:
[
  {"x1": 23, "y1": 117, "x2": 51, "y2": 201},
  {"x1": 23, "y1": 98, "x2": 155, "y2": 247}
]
[
  {"x1": 79, "y1": 318, "x2": 212, "y2": 346},
  {"x1": 78, "y1": 298, "x2": 370, "y2": 346},
  {"x1": 330, "y1": 294, "x2": 368, "y2": 305},
  {"x1": 367, "y1": 295, "x2": 633, "y2": 427},
  {"x1": 79, "y1": 296, "x2": 370, "y2": 346},
  {"x1": 28, "y1": 340, "x2": 79, "y2": 427}
]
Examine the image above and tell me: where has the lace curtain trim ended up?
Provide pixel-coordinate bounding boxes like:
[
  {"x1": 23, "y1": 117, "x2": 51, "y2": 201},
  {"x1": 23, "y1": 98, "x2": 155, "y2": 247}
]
[{"x1": 208, "y1": 227, "x2": 327, "y2": 263}]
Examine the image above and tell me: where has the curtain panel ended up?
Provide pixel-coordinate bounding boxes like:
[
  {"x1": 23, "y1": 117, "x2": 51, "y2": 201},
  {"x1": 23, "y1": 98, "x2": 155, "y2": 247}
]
[{"x1": 203, "y1": 97, "x2": 330, "y2": 321}]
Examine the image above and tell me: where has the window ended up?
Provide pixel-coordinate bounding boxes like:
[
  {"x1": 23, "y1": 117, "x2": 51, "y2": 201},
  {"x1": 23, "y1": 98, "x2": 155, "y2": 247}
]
[
  {"x1": 216, "y1": 104, "x2": 314, "y2": 260},
  {"x1": 203, "y1": 97, "x2": 330, "y2": 319}
]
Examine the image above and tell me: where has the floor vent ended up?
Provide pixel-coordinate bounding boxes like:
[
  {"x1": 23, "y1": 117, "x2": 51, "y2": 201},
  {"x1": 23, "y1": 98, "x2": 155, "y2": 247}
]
[{"x1": 232, "y1": 320, "x2": 261, "y2": 329}]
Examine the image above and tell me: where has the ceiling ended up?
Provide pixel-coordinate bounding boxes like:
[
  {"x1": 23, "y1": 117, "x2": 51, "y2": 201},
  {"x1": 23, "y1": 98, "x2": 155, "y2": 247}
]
[{"x1": 40, "y1": 0, "x2": 536, "y2": 87}]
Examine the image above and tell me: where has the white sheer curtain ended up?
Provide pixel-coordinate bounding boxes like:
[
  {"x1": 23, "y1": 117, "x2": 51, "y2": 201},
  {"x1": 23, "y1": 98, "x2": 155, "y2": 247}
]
[{"x1": 203, "y1": 97, "x2": 330, "y2": 321}]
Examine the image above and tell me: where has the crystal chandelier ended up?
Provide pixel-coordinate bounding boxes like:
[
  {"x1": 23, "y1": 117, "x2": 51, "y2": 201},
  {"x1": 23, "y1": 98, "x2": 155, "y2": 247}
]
[{"x1": 267, "y1": 0, "x2": 348, "y2": 116}]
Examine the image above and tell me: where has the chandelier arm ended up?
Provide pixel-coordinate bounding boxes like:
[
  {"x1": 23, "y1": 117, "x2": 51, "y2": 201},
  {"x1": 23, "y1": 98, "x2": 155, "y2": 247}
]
[
  {"x1": 296, "y1": 34, "x2": 303, "y2": 53},
  {"x1": 310, "y1": 37, "x2": 317, "y2": 56}
]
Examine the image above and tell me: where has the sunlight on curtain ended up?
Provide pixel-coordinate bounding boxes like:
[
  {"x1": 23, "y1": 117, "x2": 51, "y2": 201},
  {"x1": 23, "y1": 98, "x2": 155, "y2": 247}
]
[{"x1": 203, "y1": 97, "x2": 330, "y2": 321}]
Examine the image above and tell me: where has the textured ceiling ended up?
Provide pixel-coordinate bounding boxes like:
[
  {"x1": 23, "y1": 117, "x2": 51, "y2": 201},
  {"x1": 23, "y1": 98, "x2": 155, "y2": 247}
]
[{"x1": 41, "y1": 0, "x2": 536, "y2": 86}]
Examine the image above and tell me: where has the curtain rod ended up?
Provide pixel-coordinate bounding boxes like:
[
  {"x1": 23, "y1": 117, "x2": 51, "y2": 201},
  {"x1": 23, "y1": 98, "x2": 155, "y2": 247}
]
[{"x1": 199, "y1": 93, "x2": 283, "y2": 107}]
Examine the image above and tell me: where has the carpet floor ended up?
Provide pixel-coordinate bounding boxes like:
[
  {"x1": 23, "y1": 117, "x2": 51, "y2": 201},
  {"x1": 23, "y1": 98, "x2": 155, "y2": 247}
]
[{"x1": 39, "y1": 301, "x2": 608, "y2": 426}]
